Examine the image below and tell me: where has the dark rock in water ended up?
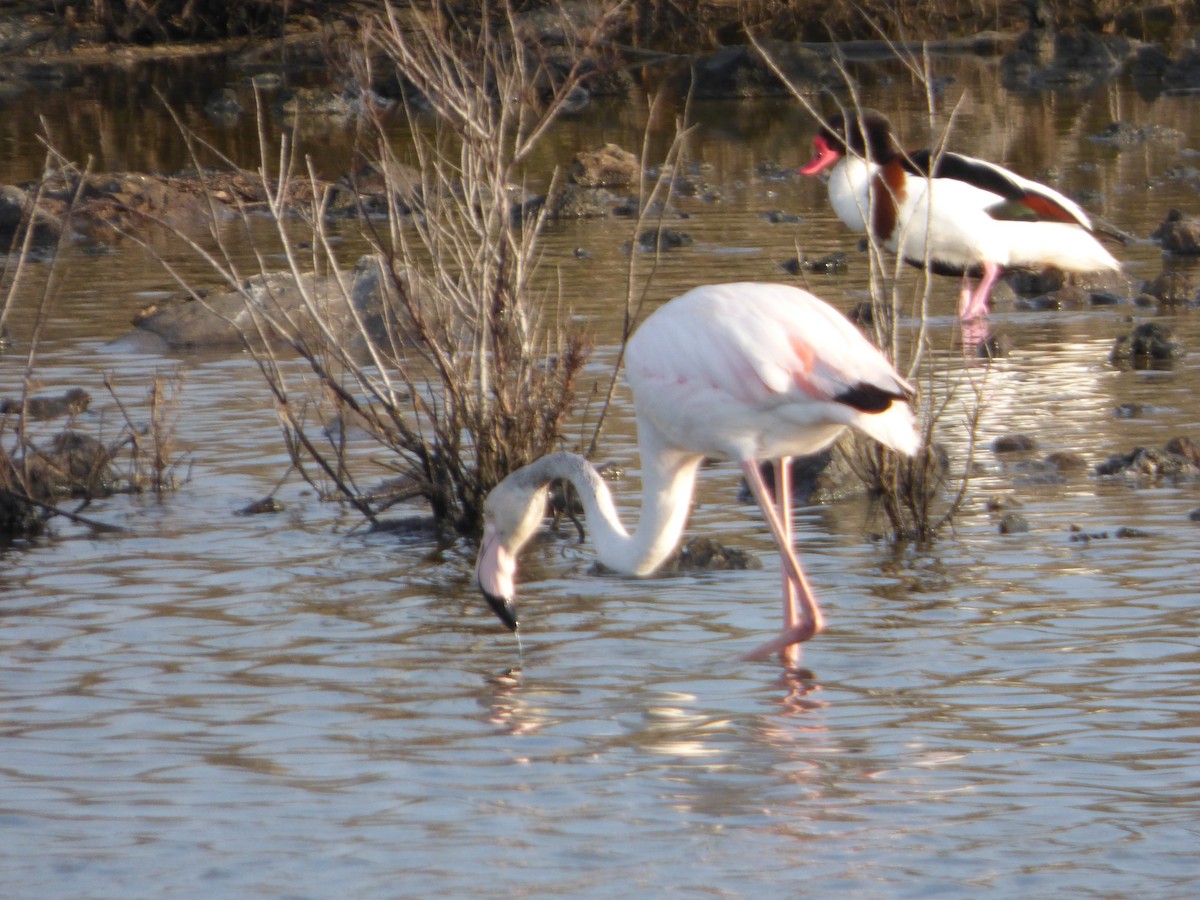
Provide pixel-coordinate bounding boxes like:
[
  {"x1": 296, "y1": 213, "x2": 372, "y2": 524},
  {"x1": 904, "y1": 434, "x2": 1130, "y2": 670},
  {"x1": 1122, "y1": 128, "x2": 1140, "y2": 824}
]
[
  {"x1": 0, "y1": 183, "x2": 64, "y2": 248},
  {"x1": 1096, "y1": 441, "x2": 1200, "y2": 479},
  {"x1": 274, "y1": 85, "x2": 394, "y2": 121},
  {"x1": 1152, "y1": 209, "x2": 1200, "y2": 254},
  {"x1": 1109, "y1": 322, "x2": 1184, "y2": 367},
  {"x1": 130, "y1": 255, "x2": 395, "y2": 351},
  {"x1": 805, "y1": 252, "x2": 849, "y2": 274},
  {"x1": 986, "y1": 494, "x2": 1022, "y2": 512},
  {"x1": 631, "y1": 228, "x2": 692, "y2": 252},
  {"x1": 740, "y1": 437, "x2": 858, "y2": 506},
  {"x1": 1129, "y1": 44, "x2": 1173, "y2": 85},
  {"x1": 1090, "y1": 120, "x2": 1183, "y2": 148},
  {"x1": 1014, "y1": 285, "x2": 1088, "y2": 311},
  {"x1": 1114, "y1": 526, "x2": 1152, "y2": 538},
  {"x1": 1013, "y1": 294, "x2": 1057, "y2": 312},
  {"x1": 779, "y1": 253, "x2": 848, "y2": 276},
  {"x1": 1002, "y1": 26, "x2": 1132, "y2": 92},
  {"x1": 1044, "y1": 451, "x2": 1088, "y2": 473},
  {"x1": 663, "y1": 536, "x2": 762, "y2": 573},
  {"x1": 1069, "y1": 524, "x2": 1109, "y2": 542},
  {"x1": 757, "y1": 161, "x2": 795, "y2": 182},
  {"x1": 569, "y1": 143, "x2": 639, "y2": 188},
  {"x1": 993, "y1": 434, "x2": 1038, "y2": 453},
  {"x1": 1043, "y1": 450, "x2": 1087, "y2": 472},
  {"x1": 1006, "y1": 268, "x2": 1064, "y2": 296},
  {"x1": 1088, "y1": 291, "x2": 1125, "y2": 307},
  {"x1": 998, "y1": 512, "x2": 1031, "y2": 534},
  {"x1": 0, "y1": 387, "x2": 90, "y2": 420},
  {"x1": 593, "y1": 535, "x2": 761, "y2": 576},
  {"x1": 1143, "y1": 270, "x2": 1194, "y2": 307},
  {"x1": 1164, "y1": 436, "x2": 1200, "y2": 467},
  {"x1": 1114, "y1": 402, "x2": 1153, "y2": 418},
  {"x1": 762, "y1": 210, "x2": 802, "y2": 224},
  {"x1": 548, "y1": 184, "x2": 622, "y2": 219},
  {"x1": 1189, "y1": 507, "x2": 1200, "y2": 522},
  {"x1": 1129, "y1": 40, "x2": 1200, "y2": 97},
  {"x1": 236, "y1": 497, "x2": 283, "y2": 516}
]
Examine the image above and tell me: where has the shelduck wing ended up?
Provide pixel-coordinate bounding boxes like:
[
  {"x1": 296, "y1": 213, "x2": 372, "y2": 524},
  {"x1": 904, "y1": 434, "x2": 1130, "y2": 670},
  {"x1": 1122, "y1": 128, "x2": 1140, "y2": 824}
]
[{"x1": 905, "y1": 149, "x2": 1092, "y2": 228}]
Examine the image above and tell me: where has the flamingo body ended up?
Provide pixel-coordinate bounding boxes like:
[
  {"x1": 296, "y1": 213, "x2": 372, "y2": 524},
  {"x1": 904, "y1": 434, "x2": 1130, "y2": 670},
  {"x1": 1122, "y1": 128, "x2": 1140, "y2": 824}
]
[
  {"x1": 475, "y1": 282, "x2": 919, "y2": 661},
  {"x1": 800, "y1": 110, "x2": 1120, "y2": 320}
]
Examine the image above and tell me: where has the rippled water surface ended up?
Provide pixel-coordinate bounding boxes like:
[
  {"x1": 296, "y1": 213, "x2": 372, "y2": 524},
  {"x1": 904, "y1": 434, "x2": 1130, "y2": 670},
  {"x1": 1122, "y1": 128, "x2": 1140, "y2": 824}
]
[{"x1": 2, "y1": 53, "x2": 1200, "y2": 898}]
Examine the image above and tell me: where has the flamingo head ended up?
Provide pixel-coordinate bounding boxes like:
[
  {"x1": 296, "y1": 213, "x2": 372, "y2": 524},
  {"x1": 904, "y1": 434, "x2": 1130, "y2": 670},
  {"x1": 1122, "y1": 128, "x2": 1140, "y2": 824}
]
[{"x1": 475, "y1": 470, "x2": 551, "y2": 631}]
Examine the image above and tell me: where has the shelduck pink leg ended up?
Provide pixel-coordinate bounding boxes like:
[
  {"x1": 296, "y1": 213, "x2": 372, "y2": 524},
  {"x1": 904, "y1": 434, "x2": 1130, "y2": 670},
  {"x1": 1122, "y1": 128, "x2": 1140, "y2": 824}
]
[{"x1": 960, "y1": 260, "x2": 1002, "y2": 320}]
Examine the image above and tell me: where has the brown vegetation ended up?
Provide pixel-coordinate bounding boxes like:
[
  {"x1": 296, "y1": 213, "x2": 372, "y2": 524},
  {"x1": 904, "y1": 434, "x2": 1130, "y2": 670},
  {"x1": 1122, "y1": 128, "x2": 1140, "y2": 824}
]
[{"x1": 4, "y1": 0, "x2": 1155, "y2": 60}]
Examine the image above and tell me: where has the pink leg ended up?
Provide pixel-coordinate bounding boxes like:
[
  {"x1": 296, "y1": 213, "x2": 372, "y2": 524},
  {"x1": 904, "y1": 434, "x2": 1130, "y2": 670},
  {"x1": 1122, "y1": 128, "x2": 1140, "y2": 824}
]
[
  {"x1": 775, "y1": 458, "x2": 802, "y2": 669},
  {"x1": 738, "y1": 459, "x2": 826, "y2": 662},
  {"x1": 959, "y1": 261, "x2": 1001, "y2": 321},
  {"x1": 957, "y1": 274, "x2": 973, "y2": 318}
]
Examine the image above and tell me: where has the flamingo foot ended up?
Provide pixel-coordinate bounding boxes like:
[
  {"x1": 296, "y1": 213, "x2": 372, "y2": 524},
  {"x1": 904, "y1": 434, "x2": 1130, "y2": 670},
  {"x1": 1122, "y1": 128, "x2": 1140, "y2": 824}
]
[{"x1": 739, "y1": 616, "x2": 824, "y2": 662}]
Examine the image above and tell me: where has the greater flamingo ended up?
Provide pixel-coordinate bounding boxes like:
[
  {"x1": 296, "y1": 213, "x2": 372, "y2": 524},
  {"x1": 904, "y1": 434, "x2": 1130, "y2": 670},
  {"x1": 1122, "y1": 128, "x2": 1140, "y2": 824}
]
[
  {"x1": 475, "y1": 282, "x2": 919, "y2": 663},
  {"x1": 800, "y1": 110, "x2": 1120, "y2": 320}
]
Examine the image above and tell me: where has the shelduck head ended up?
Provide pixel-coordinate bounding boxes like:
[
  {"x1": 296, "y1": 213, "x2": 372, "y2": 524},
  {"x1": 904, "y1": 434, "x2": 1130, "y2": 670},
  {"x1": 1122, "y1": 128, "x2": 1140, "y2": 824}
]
[{"x1": 799, "y1": 109, "x2": 902, "y2": 175}]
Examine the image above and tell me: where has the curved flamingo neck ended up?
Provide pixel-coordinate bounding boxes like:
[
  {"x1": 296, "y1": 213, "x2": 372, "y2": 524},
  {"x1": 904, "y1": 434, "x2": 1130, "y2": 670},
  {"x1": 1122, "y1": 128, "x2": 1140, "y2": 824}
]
[{"x1": 525, "y1": 427, "x2": 702, "y2": 577}]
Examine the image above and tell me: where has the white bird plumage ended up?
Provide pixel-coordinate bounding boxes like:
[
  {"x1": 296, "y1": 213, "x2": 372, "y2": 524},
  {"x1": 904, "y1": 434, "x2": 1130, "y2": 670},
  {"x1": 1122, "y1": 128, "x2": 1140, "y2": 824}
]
[
  {"x1": 800, "y1": 110, "x2": 1121, "y2": 320},
  {"x1": 475, "y1": 282, "x2": 919, "y2": 663}
]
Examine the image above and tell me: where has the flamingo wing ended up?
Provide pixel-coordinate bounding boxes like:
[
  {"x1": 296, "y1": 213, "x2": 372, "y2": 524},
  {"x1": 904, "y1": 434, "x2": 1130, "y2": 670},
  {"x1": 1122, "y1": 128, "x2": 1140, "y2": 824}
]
[{"x1": 626, "y1": 284, "x2": 915, "y2": 458}]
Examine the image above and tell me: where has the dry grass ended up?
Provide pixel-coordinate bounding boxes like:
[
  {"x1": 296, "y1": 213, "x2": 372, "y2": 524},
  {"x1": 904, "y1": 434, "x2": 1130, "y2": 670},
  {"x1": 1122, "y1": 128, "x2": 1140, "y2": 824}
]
[
  {"x1": 0, "y1": 156, "x2": 186, "y2": 540},
  {"x1": 140, "y1": 1, "x2": 637, "y2": 539}
]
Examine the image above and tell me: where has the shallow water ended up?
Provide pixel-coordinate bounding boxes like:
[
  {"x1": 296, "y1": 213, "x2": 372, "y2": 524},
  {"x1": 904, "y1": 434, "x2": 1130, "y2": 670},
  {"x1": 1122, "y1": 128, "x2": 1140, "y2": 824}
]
[{"x1": 2, "y1": 53, "x2": 1200, "y2": 898}]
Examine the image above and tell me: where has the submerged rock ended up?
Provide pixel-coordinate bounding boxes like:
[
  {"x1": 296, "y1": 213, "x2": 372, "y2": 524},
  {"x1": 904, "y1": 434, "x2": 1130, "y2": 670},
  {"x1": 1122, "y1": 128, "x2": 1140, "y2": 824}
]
[
  {"x1": 630, "y1": 227, "x2": 692, "y2": 252},
  {"x1": 998, "y1": 512, "x2": 1031, "y2": 534},
  {"x1": 130, "y1": 255, "x2": 396, "y2": 351},
  {"x1": 659, "y1": 536, "x2": 762, "y2": 573},
  {"x1": 1090, "y1": 121, "x2": 1184, "y2": 148},
  {"x1": 992, "y1": 434, "x2": 1038, "y2": 453},
  {"x1": 569, "y1": 143, "x2": 639, "y2": 188},
  {"x1": 739, "y1": 443, "x2": 856, "y2": 507},
  {"x1": 0, "y1": 183, "x2": 65, "y2": 248},
  {"x1": 1152, "y1": 209, "x2": 1200, "y2": 255},
  {"x1": 1095, "y1": 440, "x2": 1200, "y2": 479},
  {"x1": 1109, "y1": 322, "x2": 1184, "y2": 367},
  {"x1": 1143, "y1": 270, "x2": 1195, "y2": 308},
  {"x1": 1129, "y1": 42, "x2": 1200, "y2": 97},
  {"x1": 236, "y1": 496, "x2": 284, "y2": 516},
  {"x1": 779, "y1": 252, "x2": 848, "y2": 276},
  {"x1": 0, "y1": 388, "x2": 90, "y2": 420},
  {"x1": 1044, "y1": 451, "x2": 1088, "y2": 473},
  {"x1": 1001, "y1": 25, "x2": 1132, "y2": 92}
]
